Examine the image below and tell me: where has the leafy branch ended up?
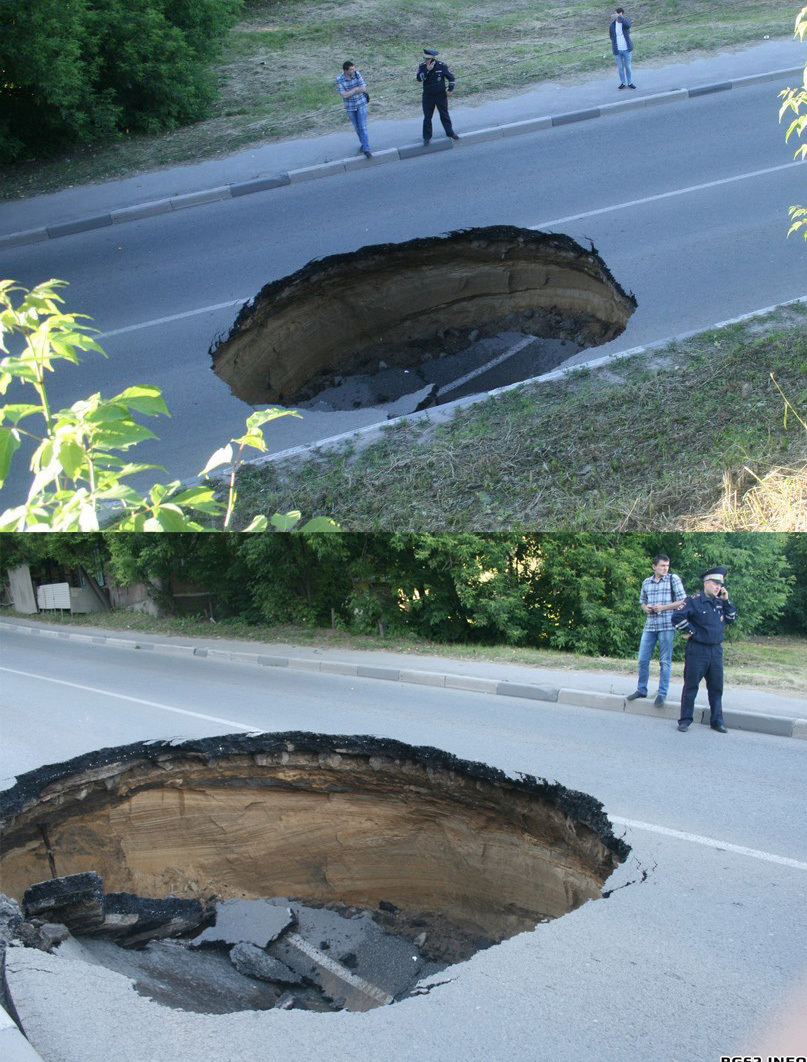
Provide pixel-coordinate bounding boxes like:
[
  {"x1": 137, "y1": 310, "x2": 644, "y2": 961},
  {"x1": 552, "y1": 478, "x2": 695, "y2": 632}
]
[
  {"x1": 779, "y1": 5, "x2": 807, "y2": 239},
  {"x1": 0, "y1": 279, "x2": 338, "y2": 533}
]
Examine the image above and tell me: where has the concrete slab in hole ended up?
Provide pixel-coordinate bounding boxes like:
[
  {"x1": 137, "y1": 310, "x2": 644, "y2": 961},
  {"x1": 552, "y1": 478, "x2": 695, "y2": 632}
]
[
  {"x1": 190, "y1": 899, "x2": 294, "y2": 948},
  {"x1": 268, "y1": 902, "x2": 427, "y2": 1011}
]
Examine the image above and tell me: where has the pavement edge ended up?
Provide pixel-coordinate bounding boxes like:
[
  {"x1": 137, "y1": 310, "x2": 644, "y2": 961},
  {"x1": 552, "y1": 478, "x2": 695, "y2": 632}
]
[{"x1": 1, "y1": 619, "x2": 803, "y2": 740}]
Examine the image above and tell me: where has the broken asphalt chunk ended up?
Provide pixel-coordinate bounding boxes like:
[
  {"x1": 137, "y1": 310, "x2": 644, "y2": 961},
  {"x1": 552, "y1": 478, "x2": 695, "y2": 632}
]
[
  {"x1": 229, "y1": 942, "x2": 303, "y2": 984},
  {"x1": 191, "y1": 898, "x2": 294, "y2": 949},
  {"x1": 22, "y1": 872, "x2": 105, "y2": 933}
]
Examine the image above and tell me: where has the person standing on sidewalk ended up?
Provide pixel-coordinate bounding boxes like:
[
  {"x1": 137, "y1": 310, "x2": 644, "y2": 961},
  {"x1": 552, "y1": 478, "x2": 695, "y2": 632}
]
[
  {"x1": 417, "y1": 48, "x2": 459, "y2": 145},
  {"x1": 626, "y1": 555, "x2": 686, "y2": 708},
  {"x1": 672, "y1": 566, "x2": 737, "y2": 734},
  {"x1": 337, "y1": 61, "x2": 372, "y2": 158},
  {"x1": 610, "y1": 8, "x2": 636, "y2": 89}
]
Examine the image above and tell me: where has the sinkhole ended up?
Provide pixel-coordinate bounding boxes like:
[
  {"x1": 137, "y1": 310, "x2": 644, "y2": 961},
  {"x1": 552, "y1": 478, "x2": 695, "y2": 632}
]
[
  {"x1": 210, "y1": 226, "x2": 637, "y2": 413},
  {"x1": 0, "y1": 733, "x2": 630, "y2": 1014}
]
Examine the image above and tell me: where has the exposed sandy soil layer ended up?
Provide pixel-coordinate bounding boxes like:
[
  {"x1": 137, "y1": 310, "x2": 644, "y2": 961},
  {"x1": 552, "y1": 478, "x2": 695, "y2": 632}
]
[{"x1": 0, "y1": 733, "x2": 629, "y2": 945}]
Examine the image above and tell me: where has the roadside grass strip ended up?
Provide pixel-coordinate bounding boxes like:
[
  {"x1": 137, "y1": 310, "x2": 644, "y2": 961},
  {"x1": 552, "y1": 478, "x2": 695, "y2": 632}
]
[{"x1": 231, "y1": 304, "x2": 807, "y2": 532}]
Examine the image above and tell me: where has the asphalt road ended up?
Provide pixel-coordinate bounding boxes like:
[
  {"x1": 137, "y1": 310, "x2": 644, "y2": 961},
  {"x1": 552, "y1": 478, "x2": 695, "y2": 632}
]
[
  {"x1": 1, "y1": 627, "x2": 805, "y2": 1061},
  {"x1": 1, "y1": 78, "x2": 804, "y2": 505}
]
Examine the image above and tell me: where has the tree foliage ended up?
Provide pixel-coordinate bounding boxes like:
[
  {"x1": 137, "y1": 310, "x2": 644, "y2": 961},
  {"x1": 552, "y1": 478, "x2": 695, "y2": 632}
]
[
  {"x1": 0, "y1": 0, "x2": 242, "y2": 161},
  {"x1": 20, "y1": 532, "x2": 801, "y2": 648}
]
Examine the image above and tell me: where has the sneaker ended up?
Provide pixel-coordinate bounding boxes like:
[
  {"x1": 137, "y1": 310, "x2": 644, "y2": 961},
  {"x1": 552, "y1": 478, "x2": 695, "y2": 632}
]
[
  {"x1": 677, "y1": 723, "x2": 689, "y2": 732},
  {"x1": 711, "y1": 724, "x2": 728, "y2": 733},
  {"x1": 628, "y1": 83, "x2": 636, "y2": 89},
  {"x1": 618, "y1": 84, "x2": 626, "y2": 90},
  {"x1": 626, "y1": 691, "x2": 646, "y2": 701},
  {"x1": 423, "y1": 138, "x2": 431, "y2": 146},
  {"x1": 654, "y1": 695, "x2": 665, "y2": 708},
  {"x1": 362, "y1": 150, "x2": 373, "y2": 158},
  {"x1": 448, "y1": 132, "x2": 460, "y2": 140}
]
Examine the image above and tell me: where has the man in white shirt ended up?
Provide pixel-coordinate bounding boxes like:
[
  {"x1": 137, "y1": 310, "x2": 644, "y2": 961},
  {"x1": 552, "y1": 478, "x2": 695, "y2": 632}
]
[{"x1": 609, "y1": 8, "x2": 636, "y2": 90}]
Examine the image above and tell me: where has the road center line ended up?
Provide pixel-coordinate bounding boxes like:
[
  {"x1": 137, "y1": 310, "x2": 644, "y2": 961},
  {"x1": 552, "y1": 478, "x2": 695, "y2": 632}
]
[
  {"x1": 286, "y1": 933, "x2": 394, "y2": 1005},
  {"x1": 97, "y1": 298, "x2": 245, "y2": 339},
  {"x1": 0, "y1": 666, "x2": 260, "y2": 733},
  {"x1": 530, "y1": 160, "x2": 801, "y2": 229},
  {"x1": 90, "y1": 163, "x2": 800, "y2": 342},
  {"x1": 611, "y1": 816, "x2": 807, "y2": 870}
]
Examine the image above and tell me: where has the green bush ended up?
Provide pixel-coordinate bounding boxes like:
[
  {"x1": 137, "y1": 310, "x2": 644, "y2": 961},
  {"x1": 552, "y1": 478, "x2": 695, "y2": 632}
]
[{"x1": 0, "y1": 0, "x2": 242, "y2": 161}]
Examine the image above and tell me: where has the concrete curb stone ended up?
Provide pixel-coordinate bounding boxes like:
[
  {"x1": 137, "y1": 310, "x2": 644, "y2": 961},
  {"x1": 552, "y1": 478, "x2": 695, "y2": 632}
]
[
  {"x1": 0, "y1": 619, "x2": 804, "y2": 740},
  {"x1": 0, "y1": 65, "x2": 798, "y2": 250},
  {"x1": 0, "y1": 1006, "x2": 46, "y2": 1062}
]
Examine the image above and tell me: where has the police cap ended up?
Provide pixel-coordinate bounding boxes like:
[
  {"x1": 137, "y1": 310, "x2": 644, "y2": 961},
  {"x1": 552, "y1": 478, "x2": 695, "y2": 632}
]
[
  {"x1": 700, "y1": 566, "x2": 727, "y2": 583},
  {"x1": 423, "y1": 48, "x2": 439, "y2": 56}
]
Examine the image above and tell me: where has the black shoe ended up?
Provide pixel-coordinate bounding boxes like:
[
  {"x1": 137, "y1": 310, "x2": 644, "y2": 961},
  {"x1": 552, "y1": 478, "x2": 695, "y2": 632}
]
[
  {"x1": 628, "y1": 83, "x2": 636, "y2": 89},
  {"x1": 626, "y1": 691, "x2": 646, "y2": 701},
  {"x1": 677, "y1": 723, "x2": 689, "y2": 732},
  {"x1": 711, "y1": 724, "x2": 728, "y2": 733},
  {"x1": 448, "y1": 132, "x2": 460, "y2": 140},
  {"x1": 362, "y1": 150, "x2": 372, "y2": 158},
  {"x1": 423, "y1": 138, "x2": 431, "y2": 146},
  {"x1": 618, "y1": 84, "x2": 626, "y2": 90},
  {"x1": 654, "y1": 695, "x2": 665, "y2": 708}
]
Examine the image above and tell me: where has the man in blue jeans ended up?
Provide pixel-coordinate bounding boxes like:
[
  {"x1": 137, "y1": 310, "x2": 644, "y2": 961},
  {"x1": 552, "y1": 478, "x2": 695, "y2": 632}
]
[
  {"x1": 337, "y1": 61, "x2": 372, "y2": 158},
  {"x1": 609, "y1": 8, "x2": 635, "y2": 90},
  {"x1": 626, "y1": 555, "x2": 685, "y2": 707}
]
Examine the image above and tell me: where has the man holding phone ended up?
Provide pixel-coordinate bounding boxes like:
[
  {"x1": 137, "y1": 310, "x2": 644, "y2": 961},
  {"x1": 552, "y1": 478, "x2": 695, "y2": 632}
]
[
  {"x1": 672, "y1": 566, "x2": 737, "y2": 734},
  {"x1": 417, "y1": 48, "x2": 459, "y2": 145},
  {"x1": 609, "y1": 8, "x2": 635, "y2": 90}
]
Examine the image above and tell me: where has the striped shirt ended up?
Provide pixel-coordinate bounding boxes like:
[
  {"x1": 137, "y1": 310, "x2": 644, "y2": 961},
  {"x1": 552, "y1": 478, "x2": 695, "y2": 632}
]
[
  {"x1": 336, "y1": 70, "x2": 368, "y2": 113},
  {"x1": 640, "y1": 573, "x2": 686, "y2": 630}
]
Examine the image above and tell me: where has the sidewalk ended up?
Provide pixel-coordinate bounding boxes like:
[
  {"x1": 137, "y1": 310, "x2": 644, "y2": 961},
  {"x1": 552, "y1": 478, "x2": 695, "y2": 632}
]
[
  {"x1": 2, "y1": 617, "x2": 804, "y2": 739},
  {"x1": 0, "y1": 38, "x2": 801, "y2": 246}
]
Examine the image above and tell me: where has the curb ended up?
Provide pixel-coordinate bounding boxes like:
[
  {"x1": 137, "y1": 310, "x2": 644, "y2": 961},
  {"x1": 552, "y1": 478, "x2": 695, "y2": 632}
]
[
  {"x1": 0, "y1": 66, "x2": 798, "y2": 251},
  {"x1": 2, "y1": 620, "x2": 804, "y2": 740},
  {"x1": 0, "y1": 1005, "x2": 46, "y2": 1062}
]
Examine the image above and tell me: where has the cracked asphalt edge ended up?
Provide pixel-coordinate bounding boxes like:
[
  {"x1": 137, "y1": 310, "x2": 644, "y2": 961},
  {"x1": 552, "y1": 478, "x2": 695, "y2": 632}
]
[
  {"x1": 1, "y1": 620, "x2": 804, "y2": 740},
  {"x1": 0, "y1": 67, "x2": 799, "y2": 251}
]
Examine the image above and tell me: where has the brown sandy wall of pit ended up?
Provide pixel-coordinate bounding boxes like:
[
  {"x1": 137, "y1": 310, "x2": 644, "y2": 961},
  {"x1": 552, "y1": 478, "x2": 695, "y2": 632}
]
[
  {"x1": 210, "y1": 226, "x2": 637, "y2": 404},
  {"x1": 0, "y1": 737, "x2": 627, "y2": 943}
]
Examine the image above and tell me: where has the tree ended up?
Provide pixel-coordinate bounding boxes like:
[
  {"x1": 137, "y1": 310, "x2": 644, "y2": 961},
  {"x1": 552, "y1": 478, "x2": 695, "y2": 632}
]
[
  {"x1": 0, "y1": 0, "x2": 242, "y2": 161},
  {"x1": 0, "y1": 279, "x2": 337, "y2": 532},
  {"x1": 779, "y1": 6, "x2": 807, "y2": 239}
]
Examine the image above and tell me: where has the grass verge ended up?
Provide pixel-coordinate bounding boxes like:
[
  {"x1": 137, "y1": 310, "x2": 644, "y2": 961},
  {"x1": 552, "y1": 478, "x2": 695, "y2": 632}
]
[
  {"x1": 2, "y1": 608, "x2": 804, "y2": 696},
  {"x1": 230, "y1": 303, "x2": 807, "y2": 531},
  {"x1": 0, "y1": 0, "x2": 795, "y2": 199}
]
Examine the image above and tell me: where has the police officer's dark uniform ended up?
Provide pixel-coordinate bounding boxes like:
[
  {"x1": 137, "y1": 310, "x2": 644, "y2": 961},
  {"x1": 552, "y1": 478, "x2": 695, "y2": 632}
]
[
  {"x1": 671, "y1": 566, "x2": 736, "y2": 733},
  {"x1": 417, "y1": 48, "x2": 459, "y2": 144}
]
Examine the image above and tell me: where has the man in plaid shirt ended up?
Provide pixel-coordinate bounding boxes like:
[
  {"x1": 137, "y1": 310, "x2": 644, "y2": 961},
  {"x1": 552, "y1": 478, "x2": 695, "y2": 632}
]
[
  {"x1": 337, "y1": 61, "x2": 372, "y2": 158},
  {"x1": 626, "y1": 554, "x2": 686, "y2": 707}
]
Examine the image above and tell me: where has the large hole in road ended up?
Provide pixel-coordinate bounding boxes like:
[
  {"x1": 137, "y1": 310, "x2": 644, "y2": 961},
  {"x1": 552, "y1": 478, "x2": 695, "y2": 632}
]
[
  {"x1": 0, "y1": 733, "x2": 629, "y2": 1014},
  {"x1": 210, "y1": 226, "x2": 637, "y2": 414}
]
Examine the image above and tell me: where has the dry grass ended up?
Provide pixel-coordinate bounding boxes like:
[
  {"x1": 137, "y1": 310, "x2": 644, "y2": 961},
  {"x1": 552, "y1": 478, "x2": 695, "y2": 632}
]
[{"x1": 0, "y1": 0, "x2": 794, "y2": 198}]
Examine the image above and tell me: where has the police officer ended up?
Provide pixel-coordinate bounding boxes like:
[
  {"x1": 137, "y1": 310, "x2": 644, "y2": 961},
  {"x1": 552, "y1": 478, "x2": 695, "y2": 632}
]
[
  {"x1": 672, "y1": 566, "x2": 737, "y2": 734},
  {"x1": 417, "y1": 48, "x2": 459, "y2": 145}
]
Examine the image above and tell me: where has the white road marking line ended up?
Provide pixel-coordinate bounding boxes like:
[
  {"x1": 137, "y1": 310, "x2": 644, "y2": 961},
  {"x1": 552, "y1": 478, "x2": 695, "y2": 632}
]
[
  {"x1": 97, "y1": 298, "x2": 245, "y2": 339},
  {"x1": 440, "y1": 336, "x2": 536, "y2": 395},
  {"x1": 91, "y1": 163, "x2": 800, "y2": 342},
  {"x1": 530, "y1": 161, "x2": 801, "y2": 229},
  {"x1": 611, "y1": 816, "x2": 807, "y2": 870},
  {"x1": 286, "y1": 932, "x2": 394, "y2": 1005},
  {"x1": 0, "y1": 666, "x2": 260, "y2": 733}
]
